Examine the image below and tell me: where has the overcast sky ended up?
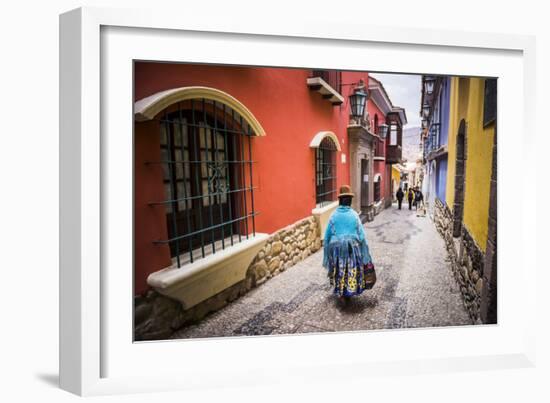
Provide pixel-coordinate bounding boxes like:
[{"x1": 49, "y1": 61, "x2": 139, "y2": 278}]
[{"x1": 370, "y1": 73, "x2": 422, "y2": 128}]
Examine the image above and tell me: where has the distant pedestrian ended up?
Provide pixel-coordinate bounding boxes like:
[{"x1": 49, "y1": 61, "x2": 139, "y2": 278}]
[
  {"x1": 396, "y1": 187, "x2": 404, "y2": 210},
  {"x1": 323, "y1": 185, "x2": 376, "y2": 300},
  {"x1": 414, "y1": 187, "x2": 424, "y2": 211},
  {"x1": 407, "y1": 188, "x2": 415, "y2": 210}
]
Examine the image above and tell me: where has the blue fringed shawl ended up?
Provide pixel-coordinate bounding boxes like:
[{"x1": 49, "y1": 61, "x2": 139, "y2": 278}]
[{"x1": 322, "y1": 206, "x2": 372, "y2": 270}]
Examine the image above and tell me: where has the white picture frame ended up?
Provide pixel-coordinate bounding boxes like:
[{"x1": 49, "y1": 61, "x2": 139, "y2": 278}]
[{"x1": 60, "y1": 6, "x2": 537, "y2": 396}]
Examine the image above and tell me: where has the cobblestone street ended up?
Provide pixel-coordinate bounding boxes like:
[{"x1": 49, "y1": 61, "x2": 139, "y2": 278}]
[{"x1": 172, "y1": 203, "x2": 472, "y2": 339}]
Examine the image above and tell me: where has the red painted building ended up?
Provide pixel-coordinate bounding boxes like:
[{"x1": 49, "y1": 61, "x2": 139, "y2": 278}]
[
  {"x1": 368, "y1": 77, "x2": 407, "y2": 211},
  {"x1": 133, "y1": 63, "x2": 405, "y2": 306}
]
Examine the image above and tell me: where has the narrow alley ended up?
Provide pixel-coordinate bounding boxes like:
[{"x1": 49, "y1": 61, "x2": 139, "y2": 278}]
[{"x1": 172, "y1": 203, "x2": 472, "y2": 339}]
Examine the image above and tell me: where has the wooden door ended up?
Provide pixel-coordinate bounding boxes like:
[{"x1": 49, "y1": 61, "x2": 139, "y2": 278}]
[{"x1": 360, "y1": 158, "x2": 369, "y2": 208}]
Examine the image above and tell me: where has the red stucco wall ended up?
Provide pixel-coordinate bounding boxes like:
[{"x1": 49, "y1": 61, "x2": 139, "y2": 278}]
[
  {"x1": 134, "y1": 120, "x2": 173, "y2": 293},
  {"x1": 133, "y1": 63, "x2": 368, "y2": 294}
]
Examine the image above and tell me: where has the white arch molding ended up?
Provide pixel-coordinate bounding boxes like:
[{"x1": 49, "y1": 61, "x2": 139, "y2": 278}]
[
  {"x1": 134, "y1": 86, "x2": 266, "y2": 136},
  {"x1": 309, "y1": 131, "x2": 342, "y2": 151}
]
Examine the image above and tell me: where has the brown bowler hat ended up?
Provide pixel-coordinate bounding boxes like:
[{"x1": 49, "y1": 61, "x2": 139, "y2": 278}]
[{"x1": 337, "y1": 185, "x2": 355, "y2": 198}]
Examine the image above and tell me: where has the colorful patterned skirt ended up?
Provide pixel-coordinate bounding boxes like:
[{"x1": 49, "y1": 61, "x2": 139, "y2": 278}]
[{"x1": 326, "y1": 238, "x2": 374, "y2": 297}]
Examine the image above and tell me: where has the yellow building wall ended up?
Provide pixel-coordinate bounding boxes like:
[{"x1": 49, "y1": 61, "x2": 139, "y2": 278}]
[
  {"x1": 445, "y1": 77, "x2": 495, "y2": 252},
  {"x1": 445, "y1": 77, "x2": 460, "y2": 208},
  {"x1": 392, "y1": 166, "x2": 400, "y2": 189}
]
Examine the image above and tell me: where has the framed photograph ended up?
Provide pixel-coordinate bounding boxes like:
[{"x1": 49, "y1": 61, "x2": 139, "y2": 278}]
[{"x1": 60, "y1": 6, "x2": 537, "y2": 396}]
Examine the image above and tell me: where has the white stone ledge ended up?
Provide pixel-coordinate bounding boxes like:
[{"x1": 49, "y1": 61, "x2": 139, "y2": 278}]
[
  {"x1": 312, "y1": 201, "x2": 339, "y2": 238},
  {"x1": 147, "y1": 233, "x2": 269, "y2": 309},
  {"x1": 306, "y1": 77, "x2": 345, "y2": 105}
]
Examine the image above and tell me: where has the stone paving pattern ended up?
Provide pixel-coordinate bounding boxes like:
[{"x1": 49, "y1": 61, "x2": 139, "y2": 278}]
[{"x1": 171, "y1": 204, "x2": 472, "y2": 339}]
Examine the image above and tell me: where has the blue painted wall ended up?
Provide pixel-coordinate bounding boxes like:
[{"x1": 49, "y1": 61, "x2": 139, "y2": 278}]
[
  {"x1": 434, "y1": 77, "x2": 451, "y2": 204},
  {"x1": 436, "y1": 157, "x2": 448, "y2": 203}
]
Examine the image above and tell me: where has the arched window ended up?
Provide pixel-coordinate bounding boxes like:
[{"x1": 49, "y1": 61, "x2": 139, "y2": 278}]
[
  {"x1": 374, "y1": 114, "x2": 379, "y2": 134},
  {"x1": 153, "y1": 99, "x2": 259, "y2": 267},
  {"x1": 315, "y1": 137, "x2": 338, "y2": 207}
]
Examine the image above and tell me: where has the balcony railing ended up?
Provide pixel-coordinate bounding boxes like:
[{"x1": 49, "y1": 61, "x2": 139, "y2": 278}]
[
  {"x1": 430, "y1": 123, "x2": 441, "y2": 149},
  {"x1": 423, "y1": 123, "x2": 441, "y2": 159}
]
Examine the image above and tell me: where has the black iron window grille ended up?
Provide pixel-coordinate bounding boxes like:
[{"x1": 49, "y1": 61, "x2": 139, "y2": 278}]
[
  {"x1": 148, "y1": 99, "x2": 258, "y2": 268},
  {"x1": 315, "y1": 137, "x2": 337, "y2": 207}
]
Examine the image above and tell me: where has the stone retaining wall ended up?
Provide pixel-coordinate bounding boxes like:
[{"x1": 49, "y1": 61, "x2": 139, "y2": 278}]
[
  {"x1": 373, "y1": 200, "x2": 384, "y2": 216},
  {"x1": 247, "y1": 216, "x2": 322, "y2": 287},
  {"x1": 135, "y1": 215, "x2": 322, "y2": 341},
  {"x1": 434, "y1": 198, "x2": 483, "y2": 324}
]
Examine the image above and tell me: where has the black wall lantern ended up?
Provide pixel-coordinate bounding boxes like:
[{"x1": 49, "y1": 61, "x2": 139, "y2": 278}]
[
  {"x1": 349, "y1": 79, "x2": 368, "y2": 120},
  {"x1": 422, "y1": 103, "x2": 431, "y2": 118},
  {"x1": 378, "y1": 123, "x2": 388, "y2": 140},
  {"x1": 424, "y1": 76, "x2": 436, "y2": 96}
]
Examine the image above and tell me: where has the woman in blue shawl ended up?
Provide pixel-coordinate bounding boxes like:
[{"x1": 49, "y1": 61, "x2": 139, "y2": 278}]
[{"x1": 322, "y1": 185, "x2": 375, "y2": 298}]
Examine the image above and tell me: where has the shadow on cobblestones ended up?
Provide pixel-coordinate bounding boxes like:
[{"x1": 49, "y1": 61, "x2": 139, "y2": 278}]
[{"x1": 334, "y1": 296, "x2": 378, "y2": 313}]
